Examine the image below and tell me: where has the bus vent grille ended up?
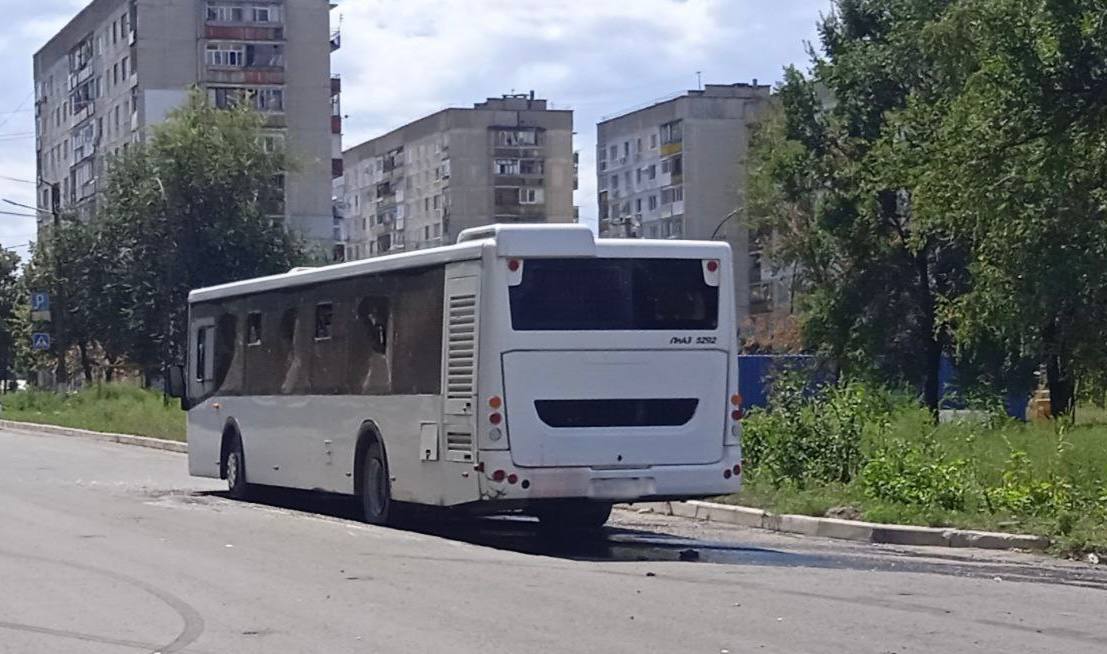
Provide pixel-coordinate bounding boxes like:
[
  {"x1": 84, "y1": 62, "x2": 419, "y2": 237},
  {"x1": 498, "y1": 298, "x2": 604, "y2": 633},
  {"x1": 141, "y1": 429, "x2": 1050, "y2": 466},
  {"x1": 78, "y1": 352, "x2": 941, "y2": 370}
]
[
  {"x1": 446, "y1": 292, "x2": 477, "y2": 401},
  {"x1": 446, "y1": 430, "x2": 473, "y2": 461}
]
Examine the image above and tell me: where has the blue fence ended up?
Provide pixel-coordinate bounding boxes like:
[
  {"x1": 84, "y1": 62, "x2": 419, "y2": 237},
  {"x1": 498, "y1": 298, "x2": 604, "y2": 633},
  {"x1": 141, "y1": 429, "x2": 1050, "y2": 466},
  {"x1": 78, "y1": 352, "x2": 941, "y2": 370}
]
[{"x1": 738, "y1": 354, "x2": 1029, "y2": 420}]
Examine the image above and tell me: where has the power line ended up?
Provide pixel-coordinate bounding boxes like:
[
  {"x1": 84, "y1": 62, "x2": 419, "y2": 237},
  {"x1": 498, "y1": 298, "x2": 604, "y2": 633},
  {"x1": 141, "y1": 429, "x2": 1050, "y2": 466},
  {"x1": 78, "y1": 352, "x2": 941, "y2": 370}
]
[
  {"x1": 0, "y1": 174, "x2": 35, "y2": 185},
  {"x1": 0, "y1": 209, "x2": 37, "y2": 219},
  {"x1": 0, "y1": 91, "x2": 33, "y2": 134}
]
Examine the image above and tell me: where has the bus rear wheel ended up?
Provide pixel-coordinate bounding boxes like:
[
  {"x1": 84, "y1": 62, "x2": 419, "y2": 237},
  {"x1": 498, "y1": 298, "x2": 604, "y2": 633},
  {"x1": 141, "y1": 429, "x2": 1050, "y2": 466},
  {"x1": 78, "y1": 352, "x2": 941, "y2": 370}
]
[
  {"x1": 225, "y1": 433, "x2": 251, "y2": 501},
  {"x1": 535, "y1": 501, "x2": 613, "y2": 530},
  {"x1": 360, "y1": 443, "x2": 393, "y2": 525}
]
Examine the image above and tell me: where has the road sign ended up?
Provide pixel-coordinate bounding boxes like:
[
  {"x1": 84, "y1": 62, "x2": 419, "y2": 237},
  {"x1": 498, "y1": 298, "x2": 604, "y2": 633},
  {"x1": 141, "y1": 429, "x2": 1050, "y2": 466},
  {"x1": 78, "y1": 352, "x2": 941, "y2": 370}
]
[
  {"x1": 31, "y1": 292, "x2": 49, "y2": 312},
  {"x1": 32, "y1": 333, "x2": 51, "y2": 351}
]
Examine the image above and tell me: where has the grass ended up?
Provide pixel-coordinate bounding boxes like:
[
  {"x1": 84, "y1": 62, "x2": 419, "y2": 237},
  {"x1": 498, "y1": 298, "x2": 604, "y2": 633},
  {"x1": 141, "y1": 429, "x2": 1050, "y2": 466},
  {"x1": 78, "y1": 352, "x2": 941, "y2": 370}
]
[
  {"x1": 0, "y1": 383, "x2": 186, "y2": 442},
  {"x1": 722, "y1": 405, "x2": 1107, "y2": 558}
]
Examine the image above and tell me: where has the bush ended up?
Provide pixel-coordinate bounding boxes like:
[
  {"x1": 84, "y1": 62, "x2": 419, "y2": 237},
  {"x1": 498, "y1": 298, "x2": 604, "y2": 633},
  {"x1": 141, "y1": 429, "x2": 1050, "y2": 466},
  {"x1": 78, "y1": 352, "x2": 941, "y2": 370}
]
[
  {"x1": 861, "y1": 437, "x2": 973, "y2": 511},
  {"x1": 742, "y1": 377, "x2": 893, "y2": 487}
]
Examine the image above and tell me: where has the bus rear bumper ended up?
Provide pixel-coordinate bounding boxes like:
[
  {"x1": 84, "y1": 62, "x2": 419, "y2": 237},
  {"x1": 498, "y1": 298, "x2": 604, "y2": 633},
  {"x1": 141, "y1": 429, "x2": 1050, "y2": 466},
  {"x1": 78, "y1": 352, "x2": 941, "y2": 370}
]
[{"x1": 476, "y1": 445, "x2": 743, "y2": 503}]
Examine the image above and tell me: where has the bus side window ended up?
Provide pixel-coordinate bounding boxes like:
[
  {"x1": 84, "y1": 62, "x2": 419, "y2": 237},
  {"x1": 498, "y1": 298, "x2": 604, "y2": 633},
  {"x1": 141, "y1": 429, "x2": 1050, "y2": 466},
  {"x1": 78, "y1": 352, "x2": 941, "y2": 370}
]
[
  {"x1": 351, "y1": 297, "x2": 391, "y2": 394},
  {"x1": 246, "y1": 312, "x2": 262, "y2": 346},
  {"x1": 195, "y1": 327, "x2": 207, "y2": 382},
  {"x1": 280, "y1": 306, "x2": 303, "y2": 394}
]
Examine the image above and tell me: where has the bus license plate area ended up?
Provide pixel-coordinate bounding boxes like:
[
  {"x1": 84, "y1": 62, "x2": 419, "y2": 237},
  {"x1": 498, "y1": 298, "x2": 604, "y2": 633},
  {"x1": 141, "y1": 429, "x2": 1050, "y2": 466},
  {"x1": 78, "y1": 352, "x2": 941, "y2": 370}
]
[{"x1": 589, "y1": 476, "x2": 655, "y2": 499}]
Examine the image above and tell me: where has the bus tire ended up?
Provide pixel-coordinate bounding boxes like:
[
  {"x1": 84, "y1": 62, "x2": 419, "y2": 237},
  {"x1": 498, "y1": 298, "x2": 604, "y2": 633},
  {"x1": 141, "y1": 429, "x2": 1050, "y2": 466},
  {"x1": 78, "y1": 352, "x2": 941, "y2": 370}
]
[
  {"x1": 536, "y1": 500, "x2": 613, "y2": 530},
  {"x1": 359, "y1": 442, "x2": 393, "y2": 525},
  {"x1": 224, "y1": 432, "x2": 251, "y2": 501}
]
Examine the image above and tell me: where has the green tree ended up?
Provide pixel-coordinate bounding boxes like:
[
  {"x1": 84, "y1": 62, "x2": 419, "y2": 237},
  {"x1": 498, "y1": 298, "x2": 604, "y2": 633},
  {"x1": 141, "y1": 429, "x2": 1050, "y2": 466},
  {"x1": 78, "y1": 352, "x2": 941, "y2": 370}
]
[
  {"x1": 97, "y1": 91, "x2": 305, "y2": 378},
  {"x1": 24, "y1": 91, "x2": 307, "y2": 383},
  {"x1": 0, "y1": 248, "x2": 22, "y2": 388},
  {"x1": 748, "y1": 0, "x2": 963, "y2": 414},
  {"x1": 916, "y1": 0, "x2": 1107, "y2": 417}
]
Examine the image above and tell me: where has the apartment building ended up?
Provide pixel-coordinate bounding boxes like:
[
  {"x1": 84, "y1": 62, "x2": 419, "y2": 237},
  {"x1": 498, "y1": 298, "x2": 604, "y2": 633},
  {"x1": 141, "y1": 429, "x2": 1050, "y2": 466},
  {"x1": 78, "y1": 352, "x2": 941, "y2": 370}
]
[
  {"x1": 33, "y1": 0, "x2": 340, "y2": 251},
  {"x1": 595, "y1": 82, "x2": 772, "y2": 323},
  {"x1": 341, "y1": 93, "x2": 574, "y2": 259}
]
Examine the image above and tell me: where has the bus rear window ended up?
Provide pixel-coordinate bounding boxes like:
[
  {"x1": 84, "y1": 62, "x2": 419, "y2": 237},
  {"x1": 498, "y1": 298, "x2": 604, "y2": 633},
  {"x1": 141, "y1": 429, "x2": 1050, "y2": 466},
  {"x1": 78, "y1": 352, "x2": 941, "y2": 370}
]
[{"x1": 509, "y1": 258, "x2": 719, "y2": 331}]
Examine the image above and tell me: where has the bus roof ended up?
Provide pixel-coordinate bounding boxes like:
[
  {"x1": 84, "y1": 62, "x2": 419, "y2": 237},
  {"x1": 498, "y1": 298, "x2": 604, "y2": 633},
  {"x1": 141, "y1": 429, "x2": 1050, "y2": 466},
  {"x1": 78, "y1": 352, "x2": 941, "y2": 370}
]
[{"x1": 188, "y1": 224, "x2": 731, "y2": 303}]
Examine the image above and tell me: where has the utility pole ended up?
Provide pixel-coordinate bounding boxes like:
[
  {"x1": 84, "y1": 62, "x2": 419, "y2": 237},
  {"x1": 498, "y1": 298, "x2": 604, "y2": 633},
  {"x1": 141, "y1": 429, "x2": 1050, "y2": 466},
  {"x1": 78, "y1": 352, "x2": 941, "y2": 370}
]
[{"x1": 49, "y1": 184, "x2": 67, "y2": 388}]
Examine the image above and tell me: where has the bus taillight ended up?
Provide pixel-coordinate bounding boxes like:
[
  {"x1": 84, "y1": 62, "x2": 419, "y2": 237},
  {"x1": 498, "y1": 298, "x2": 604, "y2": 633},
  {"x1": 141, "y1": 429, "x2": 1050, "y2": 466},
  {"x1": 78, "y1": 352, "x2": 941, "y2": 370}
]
[{"x1": 489, "y1": 412, "x2": 503, "y2": 426}]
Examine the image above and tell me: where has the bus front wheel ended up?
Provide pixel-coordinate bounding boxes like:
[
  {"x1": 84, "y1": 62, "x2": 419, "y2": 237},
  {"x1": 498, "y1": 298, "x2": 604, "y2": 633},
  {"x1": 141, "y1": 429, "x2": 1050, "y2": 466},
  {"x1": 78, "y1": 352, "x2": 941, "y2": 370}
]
[
  {"x1": 360, "y1": 443, "x2": 393, "y2": 525},
  {"x1": 535, "y1": 501, "x2": 613, "y2": 530}
]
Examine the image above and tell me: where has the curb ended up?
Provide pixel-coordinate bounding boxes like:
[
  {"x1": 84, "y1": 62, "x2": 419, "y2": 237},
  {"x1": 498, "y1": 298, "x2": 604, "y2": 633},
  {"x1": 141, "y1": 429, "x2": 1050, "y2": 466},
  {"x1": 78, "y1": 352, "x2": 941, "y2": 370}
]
[
  {"x1": 0, "y1": 419, "x2": 187, "y2": 454},
  {"x1": 627, "y1": 500, "x2": 1051, "y2": 552}
]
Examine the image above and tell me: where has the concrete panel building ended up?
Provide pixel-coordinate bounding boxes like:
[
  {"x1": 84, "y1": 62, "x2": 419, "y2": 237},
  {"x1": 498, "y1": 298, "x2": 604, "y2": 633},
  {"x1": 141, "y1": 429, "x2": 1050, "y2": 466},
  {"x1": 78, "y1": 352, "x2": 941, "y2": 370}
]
[
  {"x1": 341, "y1": 94, "x2": 574, "y2": 259},
  {"x1": 596, "y1": 83, "x2": 772, "y2": 324},
  {"x1": 33, "y1": 0, "x2": 340, "y2": 251}
]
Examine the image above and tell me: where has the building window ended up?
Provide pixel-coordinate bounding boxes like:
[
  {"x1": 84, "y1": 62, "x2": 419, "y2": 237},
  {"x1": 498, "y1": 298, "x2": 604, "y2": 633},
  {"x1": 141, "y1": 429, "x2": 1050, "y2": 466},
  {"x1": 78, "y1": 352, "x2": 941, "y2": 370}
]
[
  {"x1": 496, "y1": 129, "x2": 537, "y2": 146},
  {"x1": 121, "y1": 56, "x2": 129, "y2": 78},
  {"x1": 623, "y1": 141, "x2": 630, "y2": 157},
  {"x1": 651, "y1": 133, "x2": 658, "y2": 149},
  {"x1": 661, "y1": 185, "x2": 684, "y2": 205},
  {"x1": 669, "y1": 155, "x2": 683, "y2": 176},
  {"x1": 636, "y1": 168, "x2": 642, "y2": 185},
  {"x1": 494, "y1": 158, "x2": 519, "y2": 175},
  {"x1": 648, "y1": 164, "x2": 657, "y2": 180},
  {"x1": 661, "y1": 120, "x2": 683, "y2": 145},
  {"x1": 520, "y1": 188, "x2": 544, "y2": 204},
  {"x1": 112, "y1": 20, "x2": 118, "y2": 45},
  {"x1": 206, "y1": 43, "x2": 245, "y2": 67},
  {"x1": 610, "y1": 174, "x2": 618, "y2": 189},
  {"x1": 520, "y1": 159, "x2": 543, "y2": 175},
  {"x1": 609, "y1": 145, "x2": 617, "y2": 161},
  {"x1": 635, "y1": 198, "x2": 642, "y2": 213},
  {"x1": 648, "y1": 194, "x2": 658, "y2": 211},
  {"x1": 433, "y1": 223, "x2": 441, "y2": 238},
  {"x1": 314, "y1": 303, "x2": 334, "y2": 340}
]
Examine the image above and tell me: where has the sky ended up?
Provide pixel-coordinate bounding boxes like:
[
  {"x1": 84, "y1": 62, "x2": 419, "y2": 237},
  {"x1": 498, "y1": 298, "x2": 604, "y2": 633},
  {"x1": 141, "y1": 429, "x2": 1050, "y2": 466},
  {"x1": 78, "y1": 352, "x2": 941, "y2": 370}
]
[{"x1": 0, "y1": 0, "x2": 827, "y2": 254}]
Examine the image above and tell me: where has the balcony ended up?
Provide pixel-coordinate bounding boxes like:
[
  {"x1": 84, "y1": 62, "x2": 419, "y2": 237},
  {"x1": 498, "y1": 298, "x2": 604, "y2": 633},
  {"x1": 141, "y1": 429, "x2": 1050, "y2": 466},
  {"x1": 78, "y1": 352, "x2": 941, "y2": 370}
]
[
  {"x1": 331, "y1": 115, "x2": 342, "y2": 135},
  {"x1": 330, "y1": 76, "x2": 342, "y2": 95},
  {"x1": 206, "y1": 69, "x2": 286, "y2": 85},
  {"x1": 206, "y1": 25, "x2": 284, "y2": 41},
  {"x1": 330, "y1": 30, "x2": 342, "y2": 52}
]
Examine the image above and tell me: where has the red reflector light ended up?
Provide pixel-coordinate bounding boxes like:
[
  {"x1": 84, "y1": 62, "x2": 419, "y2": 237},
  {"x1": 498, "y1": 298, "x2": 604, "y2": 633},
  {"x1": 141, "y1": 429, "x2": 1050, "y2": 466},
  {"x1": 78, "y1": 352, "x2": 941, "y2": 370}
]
[
  {"x1": 730, "y1": 393, "x2": 743, "y2": 407},
  {"x1": 723, "y1": 468, "x2": 732, "y2": 479},
  {"x1": 507, "y1": 473, "x2": 518, "y2": 485},
  {"x1": 706, "y1": 260, "x2": 719, "y2": 272},
  {"x1": 732, "y1": 463, "x2": 742, "y2": 476},
  {"x1": 508, "y1": 259, "x2": 521, "y2": 272},
  {"x1": 491, "y1": 469, "x2": 506, "y2": 482},
  {"x1": 489, "y1": 396, "x2": 503, "y2": 409},
  {"x1": 731, "y1": 409, "x2": 743, "y2": 421},
  {"x1": 489, "y1": 412, "x2": 502, "y2": 425}
]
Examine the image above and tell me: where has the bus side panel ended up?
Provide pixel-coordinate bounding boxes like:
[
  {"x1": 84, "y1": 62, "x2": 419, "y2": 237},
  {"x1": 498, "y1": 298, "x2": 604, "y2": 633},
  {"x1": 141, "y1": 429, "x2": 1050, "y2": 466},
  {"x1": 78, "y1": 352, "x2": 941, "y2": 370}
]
[
  {"x1": 201, "y1": 394, "x2": 481, "y2": 506},
  {"x1": 187, "y1": 402, "x2": 223, "y2": 479}
]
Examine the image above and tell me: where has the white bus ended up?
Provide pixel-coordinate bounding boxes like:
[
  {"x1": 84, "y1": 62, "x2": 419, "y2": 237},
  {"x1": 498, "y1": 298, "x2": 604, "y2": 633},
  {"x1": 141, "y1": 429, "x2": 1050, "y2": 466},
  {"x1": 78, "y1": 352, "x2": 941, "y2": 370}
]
[{"x1": 169, "y1": 224, "x2": 743, "y2": 528}]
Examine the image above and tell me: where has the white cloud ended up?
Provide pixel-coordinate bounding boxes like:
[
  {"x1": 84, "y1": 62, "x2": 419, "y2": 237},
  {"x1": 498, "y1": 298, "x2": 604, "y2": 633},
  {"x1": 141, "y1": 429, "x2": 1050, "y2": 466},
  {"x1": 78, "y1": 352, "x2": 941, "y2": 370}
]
[{"x1": 333, "y1": 0, "x2": 824, "y2": 226}]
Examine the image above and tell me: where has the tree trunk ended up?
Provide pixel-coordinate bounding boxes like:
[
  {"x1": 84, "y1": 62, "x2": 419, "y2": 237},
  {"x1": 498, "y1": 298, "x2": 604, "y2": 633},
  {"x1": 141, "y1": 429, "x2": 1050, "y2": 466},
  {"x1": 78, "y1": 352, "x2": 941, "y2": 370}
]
[
  {"x1": 915, "y1": 249, "x2": 941, "y2": 420},
  {"x1": 78, "y1": 341, "x2": 94, "y2": 384},
  {"x1": 1042, "y1": 318, "x2": 1075, "y2": 419},
  {"x1": 1046, "y1": 352, "x2": 1075, "y2": 419}
]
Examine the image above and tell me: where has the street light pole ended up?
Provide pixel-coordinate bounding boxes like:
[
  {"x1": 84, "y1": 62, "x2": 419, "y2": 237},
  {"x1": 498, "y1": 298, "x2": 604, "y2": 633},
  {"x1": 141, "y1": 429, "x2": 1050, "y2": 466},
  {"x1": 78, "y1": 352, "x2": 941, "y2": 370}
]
[{"x1": 710, "y1": 207, "x2": 741, "y2": 240}]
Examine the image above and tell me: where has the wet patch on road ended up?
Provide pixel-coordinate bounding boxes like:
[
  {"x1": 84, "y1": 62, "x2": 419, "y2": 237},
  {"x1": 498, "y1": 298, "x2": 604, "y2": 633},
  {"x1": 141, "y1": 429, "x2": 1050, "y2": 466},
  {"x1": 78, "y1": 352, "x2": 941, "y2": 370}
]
[{"x1": 150, "y1": 486, "x2": 1107, "y2": 592}]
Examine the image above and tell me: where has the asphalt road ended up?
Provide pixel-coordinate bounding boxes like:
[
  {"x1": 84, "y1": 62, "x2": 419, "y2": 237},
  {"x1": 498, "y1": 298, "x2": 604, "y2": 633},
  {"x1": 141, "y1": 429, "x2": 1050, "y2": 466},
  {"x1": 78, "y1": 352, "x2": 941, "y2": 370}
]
[{"x1": 2, "y1": 426, "x2": 1106, "y2": 654}]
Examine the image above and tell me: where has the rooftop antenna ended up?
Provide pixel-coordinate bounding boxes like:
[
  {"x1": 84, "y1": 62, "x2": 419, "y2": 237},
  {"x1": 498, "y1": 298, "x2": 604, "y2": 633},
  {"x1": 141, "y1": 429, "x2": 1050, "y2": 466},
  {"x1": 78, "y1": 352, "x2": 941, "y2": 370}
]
[{"x1": 696, "y1": 71, "x2": 703, "y2": 90}]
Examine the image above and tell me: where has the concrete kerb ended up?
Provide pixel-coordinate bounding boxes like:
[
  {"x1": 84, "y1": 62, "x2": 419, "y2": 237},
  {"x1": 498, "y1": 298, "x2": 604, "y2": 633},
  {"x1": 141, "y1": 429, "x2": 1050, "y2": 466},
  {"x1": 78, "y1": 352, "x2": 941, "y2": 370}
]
[
  {"x1": 0, "y1": 419, "x2": 187, "y2": 454},
  {"x1": 626, "y1": 499, "x2": 1050, "y2": 552}
]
